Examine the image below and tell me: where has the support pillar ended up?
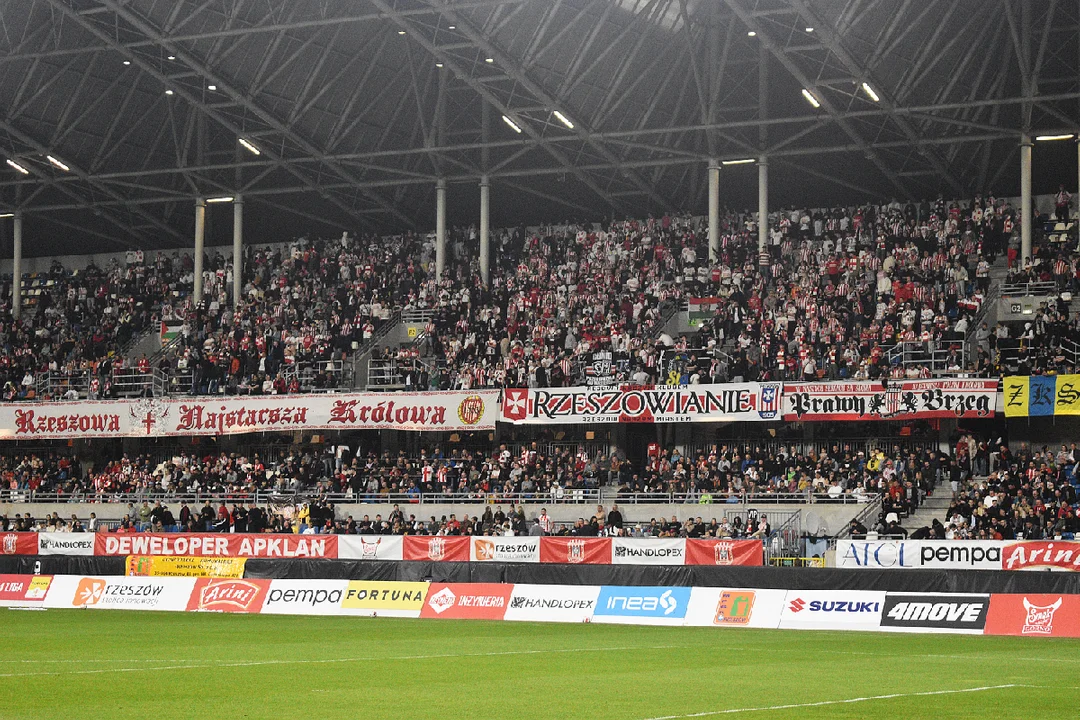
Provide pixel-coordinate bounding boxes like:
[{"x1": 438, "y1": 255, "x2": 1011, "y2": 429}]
[
  {"x1": 232, "y1": 196, "x2": 243, "y2": 307},
  {"x1": 1020, "y1": 134, "x2": 1032, "y2": 266},
  {"x1": 708, "y1": 160, "x2": 720, "y2": 263},
  {"x1": 435, "y1": 179, "x2": 447, "y2": 282},
  {"x1": 194, "y1": 198, "x2": 206, "y2": 302},
  {"x1": 479, "y1": 175, "x2": 490, "y2": 288},
  {"x1": 757, "y1": 157, "x2": 768, "y2": 254},
  {"x1": 11, "y1": 211, "x2": 22, "y2": 321}
]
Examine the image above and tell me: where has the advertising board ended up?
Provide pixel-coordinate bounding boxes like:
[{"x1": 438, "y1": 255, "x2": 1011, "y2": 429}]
[
  {"x1": 418, "y1": 583, "x2": 513, "y2": 620},
  {"x1": 878, "y1": 593, "x2": 989, "y2": 634},
  {"x1": 503, "y1": 584, "x2": 599, "y2": 623},
  {"x1": 340, "y1": 581, "x2": 429, "y2": 617},
  {"x1": 592, "y1": 586, "x2": 691, "y2": 625},
  {"x1": 684, "y1": 587, "x2": 786, "y2": 629},
  {"x1": 778, "y1": 590, "x2": 886, "y2": 631}
]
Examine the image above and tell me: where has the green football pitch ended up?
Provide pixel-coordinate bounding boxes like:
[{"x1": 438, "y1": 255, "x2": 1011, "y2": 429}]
[{"x1": 1, "y1": 610, "x2": 1076, "y2": 720}]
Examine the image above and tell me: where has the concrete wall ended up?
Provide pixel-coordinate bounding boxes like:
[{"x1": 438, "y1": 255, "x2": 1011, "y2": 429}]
[{"x1": 1, "y1": 500, "x2": 868, "y2": 534}]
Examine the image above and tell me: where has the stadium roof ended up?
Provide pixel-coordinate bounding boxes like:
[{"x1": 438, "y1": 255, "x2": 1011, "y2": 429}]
[{"x1": 1, "y1": 0, "x2": 1078, "y2": 254}]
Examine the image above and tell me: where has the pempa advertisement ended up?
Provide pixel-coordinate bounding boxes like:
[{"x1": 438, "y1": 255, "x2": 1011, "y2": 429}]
[{"x1": 782, "y1": 380, "x2": 998, "y2": 421}]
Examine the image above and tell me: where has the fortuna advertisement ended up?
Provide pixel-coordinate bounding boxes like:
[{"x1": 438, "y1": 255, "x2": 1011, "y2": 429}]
[
  {"x1": 501, "y1": 383, "x2": 781, "y2": 424},
  {"x1": 0, "y1": 390, "x2": 499, "y2": 439},
  {"x1": 782, "y1": 379, "x2": 998, "y2": 421}
]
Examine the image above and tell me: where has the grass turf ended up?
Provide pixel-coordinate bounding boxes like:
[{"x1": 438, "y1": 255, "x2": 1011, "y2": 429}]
[{"x1": 0, "y1": 610, "x2": 1077, "y2": 719}]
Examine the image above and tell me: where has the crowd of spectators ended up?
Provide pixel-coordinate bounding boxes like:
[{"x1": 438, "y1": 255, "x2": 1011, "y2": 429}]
[
  {"x1": 943, "y1": 441, "x2": 1079, "y2": 540},
  {"x1": 5, "y1": 190, "x2": 1076, "y2": 398},
  {"x1": 0, "y1": 255, "x2": 178, "y2": 401}
]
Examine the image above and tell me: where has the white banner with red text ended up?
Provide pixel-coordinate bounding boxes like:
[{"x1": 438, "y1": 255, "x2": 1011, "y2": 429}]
[
  {"x1": 500, "y1": 383, "x2": 783, "y2": 424},
  {"x1": 0, "y1": 390, "x2": 499, "y2": 439},
  {"x1": 783, "y1": 379, "x2": 998, "y2": 421},
  {"x1": 836, "y1": 539, "x2": 1080, "y2": 572}
]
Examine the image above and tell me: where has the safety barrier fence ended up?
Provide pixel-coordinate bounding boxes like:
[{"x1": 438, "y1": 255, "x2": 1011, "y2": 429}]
[{"x1": 1, "y1": 574, "x2": 1074, "y2": 637}]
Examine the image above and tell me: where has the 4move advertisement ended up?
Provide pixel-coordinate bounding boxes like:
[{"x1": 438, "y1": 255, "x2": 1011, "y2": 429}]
[
  {"x1": 592, "y1": 586, "x2": 691, "y2": 625},
  {"x1": 878, "y1": 593, "x2": 989, "y2": 634}
]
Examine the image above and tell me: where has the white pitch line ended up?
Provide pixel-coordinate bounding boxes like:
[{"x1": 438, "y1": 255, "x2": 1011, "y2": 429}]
[
  {"x1": 0, "y1": 645, "x2": 689, "y2": 679},
  {"x1": 641, "y1": 684, "x2": 1023, "y2": 720}
]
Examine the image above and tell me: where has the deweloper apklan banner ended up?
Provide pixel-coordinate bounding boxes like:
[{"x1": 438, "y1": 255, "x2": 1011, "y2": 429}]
[{"x1": 0, "y1": 390, "x2": 499, "y2": 439}]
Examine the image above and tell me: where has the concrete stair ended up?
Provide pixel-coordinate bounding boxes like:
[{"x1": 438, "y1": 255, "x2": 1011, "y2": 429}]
[{"x1": 905, "y1": 492, "x2": 952, "y2": 531}]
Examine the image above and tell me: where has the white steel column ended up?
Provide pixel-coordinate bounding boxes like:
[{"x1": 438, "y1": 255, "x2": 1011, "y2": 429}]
[
  {"x1": 194, "y1": 198, "x2": 206, "y2": 301},
  {"x1": 435, "y1": 178, "x2": 447, "y2": 282},
  {"x1": 1020, "y1": 134, "x2": 1032, "y2": 265},
  {"x1": 757, "y1": 157, "x2": 768, "y2": 253},
  {"x1": 708, "y1": 160, "x2": 720, "y2": 262},
  {"x1": 232, "y1": 195, "x2": 244, "y2": 307},
  {"x1": 479, "y1": 175, "x2": 490, "y2": 288},
  {"x1": 11, "y1": 211, "x2": 22, "y2": 321}
]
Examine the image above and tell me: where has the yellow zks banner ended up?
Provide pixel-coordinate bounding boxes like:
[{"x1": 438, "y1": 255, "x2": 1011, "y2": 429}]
[
  {"x1": 1003, "y1": 375, "x2": 1080, "y2": 417},
  {"x1": 126, "y1": 555, "x2": 247, "y2": 578}
]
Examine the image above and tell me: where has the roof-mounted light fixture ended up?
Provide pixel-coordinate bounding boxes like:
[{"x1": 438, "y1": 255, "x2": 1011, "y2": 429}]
[
  {"x1": 238, "y1": 138, "x2": 261, "y2": 155},
  {"x1": 6, "y1": 159, "x2": 29, "y2": 175},
  {"x1": 502, "y1": 115, "x2": 522, "y2": 134},
  {"x1": 801, "y1": 88, "x2": 821, "y2": 108},
  {"x1": 206, "y1": 196, "x2": 234, "y2": 203},
  {"x1": 552, "y1": 110, "x2": 574, "y2": 130}
]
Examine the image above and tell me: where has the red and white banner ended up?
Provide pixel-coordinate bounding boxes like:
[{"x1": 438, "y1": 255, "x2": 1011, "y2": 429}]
[
  {"x1": 1001, "y1": 541, "x2": 1080, "y2": 572},
  {"x1": 402, "y1": 535, "x2": 471, "y2": 562},
  {"x1": 0, "y1": 390, "x2": 499, "y2": 440},
  {"x1": 0, "y1": 574, "x2": 52, "y2": 604},
  {"x1": 419, "y1": 582, "x2": 513, "y2": 620},
  {"x1": 501, "y1": 383, "x2": 782, "y2": 424},
  {"x1": 186, "y1": 578, "x2": 270, "y2": 613},
  {"x1": 612, "y1": 537, "x2": 686, "y2": 565},
  {"x1": 337, "y1": 535, "x2": 404, "y2": 561},
  {"x1": 782, "y1": 380, "x2": 998, "y2": 421},
  {"x1": 539, "y1": 537, "x2": 612, "y2": 565},
  {"x1": 984, "y1": 594, "x2": 1080, "y2": 637},
  {"x1": 470, "y1": 536, "x2": 540, "y2": 563},
  {"x1": 95, "y1": 533, "x2": 337, "y2": 559},
  {"x1": 685, "y1": 539, "x2": 763, "y2": 566},
  {"x1": 1, "y1": 532, "x2": 39, "y2": 555}
]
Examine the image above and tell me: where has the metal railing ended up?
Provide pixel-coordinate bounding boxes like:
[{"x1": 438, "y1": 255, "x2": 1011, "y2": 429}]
[
  {"x1": 1000, "y1": 281, "x2": 1059, "y2": 297},
  {"x1": 606, "y1": 490, "x2": 873, "y2": 505},
  {"x1": 1, "y1": 489, "x2": 603, "y2": 505},
  {"x1": 833, "y1": 494, "x2": 884, "y2": 541},
  {"x1": 882, "y1": 339, "x2": 967, "y2": 376}
]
